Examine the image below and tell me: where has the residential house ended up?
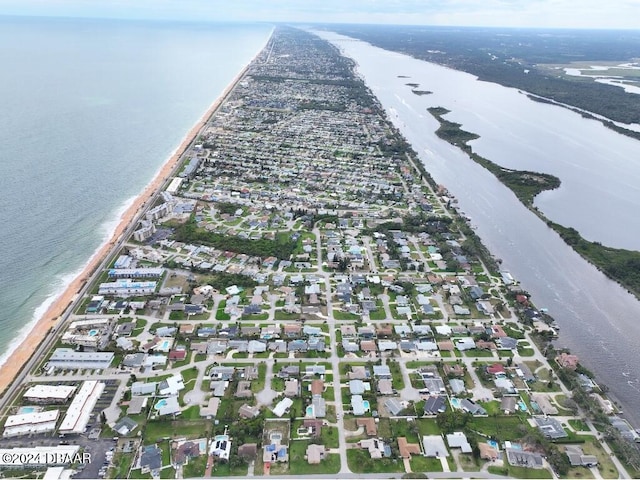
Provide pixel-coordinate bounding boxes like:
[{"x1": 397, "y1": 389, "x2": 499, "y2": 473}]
[
  {"x1": 446, "y1": 432, "x2": 472, "y2": 453},
  {"x1": 398, "y1": 437, "x2": 422, "y2": 458},
  {"x1": 306, "y1": 444, "x2": 326, "y2": 464},
  {"x1": 140, "y1": 445, "x2": 162, "y2": 475},
  {"x1": 358, "y1": 439, "x2": 391, "y2": 459}
]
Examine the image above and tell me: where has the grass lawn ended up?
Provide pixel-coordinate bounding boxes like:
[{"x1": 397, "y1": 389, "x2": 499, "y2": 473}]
[
  {"x1": 144, "y1": 419, "x2": 211, "y2": 442},
  {"x1": 109, "y1": 452, "x2": 135, "y2": 479},
  {"x1": 272, "y1": 377, "x2": 285, "y2": 392},
  {"x1": 216, "y1": 303, "x2": 230, "y2": 320},
  {"x1": 160, "y1": 467, "x2": 175, "y2": 479},
  {"x1": 288, "y1": 440, "x2": 341, "y2": 474},
  {"x1": 488, "y1": 465, "x2": 553, "y2": 478},
  {"x1": 409, "y1": 373, "x2": 423, "y2": 389},
  {"x1": 517, "y1": 347, "x2": 535, "y2": 357},
  {"x1": 581, "y1": 440, "x2": 620, "y2": 479},
  {"x1": 409, "y1": 455, "x2": 443, "y2": 473},
  {"x1": 210, "y1": 460, "x2": 249, "y2": 477},
  {"x1": 332, "y1": 310, "x2": 361, "y2": 320},
  {"x1": 368, "y1": 308, "x2": 387, "y2": 320},
  {"x1": 320, "y1": 427, "x2": 340, "y2": 448},
  {"x1": 182, "y1": 456, "x2": 208, "y2": 477},
  {"x1": 405, "y1": 361, "x2": 434, "y2": 369},
  {"x1": 529, "y1": 379, "x2": 562, "y2": 393},
  {"x1": 388, "y1": 361, "x2": 405, "y2": 390},
  {"x1": 457, "y1": 453, "x2": 481, "y2": 472},
  {"x1": 131, "y1": 318, "x2": 147, "y2": 336},
  {"x1": 417, "y1": 419, "x2": 441, "y2": 436},
  {"x1": 508, "y1": 465, "x2": 552, "y2": 478},
  {"x1": 129, "y1": 468, "x2": 152, "y2": 479},
  {"x1": 274, "y1": 310, "x2": 300, "y2": 320},
  {"x1": 561, "y1": 466, "x2": 595, "y2": 479},
  {"x1": 347, "y1": 449, "x2": 405, "y2": 473},
  {"x1": 249, "y1": 363, "x2": 267, "y2": 392},
  {"x1": 181, "y1": 405, "x2": 200, "y2": 420},
  {"x1": 467, "y1": 415, "x2": 530, "y2": 442},
  {"x1": 568, "y1": 419, "x2": 588, "y2": 431},
  {"x1": 477, "y1": 400, "x2": 502, "y2": 416},
  {"x1": 464, "y1": 349, "x2": 495, "y2": 357},
  {"x1": 377, "y1": 418, "x2": 392, "y2": 438},
  {"x1": 390, "y1": 419, "x2": 420, "y2": 443}
]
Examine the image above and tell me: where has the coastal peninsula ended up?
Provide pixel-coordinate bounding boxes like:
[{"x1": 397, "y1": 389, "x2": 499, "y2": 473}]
[
  {"x1": 427, "y1": 106, "x2": 640, "y2": 300},
  {"x1": 0, "y1": 26, "x2": 637, "y2": 480}
]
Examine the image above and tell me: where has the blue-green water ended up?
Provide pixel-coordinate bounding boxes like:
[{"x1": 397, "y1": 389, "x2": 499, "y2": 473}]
[{"x1": 0, "y1": 16, "x2": 272, "y2": 364}]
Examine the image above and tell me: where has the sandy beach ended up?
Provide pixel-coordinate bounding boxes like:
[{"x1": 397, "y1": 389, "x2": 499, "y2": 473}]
[{"x1": 0, "y1": 58, "x2": 254, "y2": 395}]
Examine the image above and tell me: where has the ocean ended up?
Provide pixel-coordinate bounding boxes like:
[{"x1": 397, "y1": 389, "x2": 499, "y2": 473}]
[{"x1": 0, "y1": 16, "x2": 272, "y2": 365}]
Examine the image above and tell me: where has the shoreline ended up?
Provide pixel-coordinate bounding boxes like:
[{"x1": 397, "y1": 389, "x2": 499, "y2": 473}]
[{"x1": 0, "y1": 39, "x2": 266, "y2": 394}]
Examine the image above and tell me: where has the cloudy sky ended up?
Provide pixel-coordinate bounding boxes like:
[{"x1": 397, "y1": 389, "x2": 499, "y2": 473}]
[{"x1": 1, "y1": 0, "x2": 638, "y2": 29}]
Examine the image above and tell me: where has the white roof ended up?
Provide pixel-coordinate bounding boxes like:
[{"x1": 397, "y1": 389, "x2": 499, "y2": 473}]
[
  {"x1": 3, "y1": 410, "x2": 60, "y2": 437},
  {"x1": 42, "y1": 467, "x2": 67, "y2": 480},
  {"x1": 68, "y1": 318, "x2": 110, "y2": 329},
  {"x1": 435, "y1": 325, "x2": 452, "y2": 336},
  {"x1": 272, "y1": 397, "x2": 293, "y2": 417},
  {"x1": 446, "y1": 432, "x2": 472, "y2": 453},
  {"x1": 5, "y1": 410, "x2": 59, "y2": 427},
  {"x1": 24, "y1": 384, "x2": 76, "y2": 401},
  {"x1": 132, "y1": 382, "x2": 157, "y2": 395},
  {"x1": 59, "y1": 381, "x2": 105, "y2": 434},
  {"x1": 210, "y1": 434, "x2": 231, "y2": 459},
  {"x1": 422, "y1": 435, "x2": 449, "y2": 457},
  {"x1": 351, "y1": 395, "x2": 368, "y2": 415},
  {"x1": 159, "y1": 375, "x2": 184, "y2": 396},
  {"x1": 156, "y1": 396, "x2": 181, "y2": 416}
]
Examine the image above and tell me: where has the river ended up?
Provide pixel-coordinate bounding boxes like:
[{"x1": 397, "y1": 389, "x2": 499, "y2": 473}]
[{"x1": 316, "y1": 30, "x2": 640, "y2": 428}]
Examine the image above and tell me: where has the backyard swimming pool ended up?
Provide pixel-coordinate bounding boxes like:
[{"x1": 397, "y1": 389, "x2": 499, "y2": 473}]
[
  {"x1": 450, "y1": 397, "x2": 461, "y2": 409},
  {"x1": 155, "y1": 399, "x2": 167, "y2": 409},
  {"x1": 362, "y1": 400, "x2": 370, "y2": 410}
]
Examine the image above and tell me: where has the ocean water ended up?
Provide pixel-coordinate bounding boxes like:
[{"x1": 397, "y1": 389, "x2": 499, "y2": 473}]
[{"x1": 0, "y1": 16, "x2": 272, "y2": 365}]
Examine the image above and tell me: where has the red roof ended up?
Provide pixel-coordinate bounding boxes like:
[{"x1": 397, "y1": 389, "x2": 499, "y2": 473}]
[
  {"x1": 168, "y1": 350, "x2": 187, "y2": 361},
  {"x1": 486, "y1": 363, "x2": 506, "y2": 375}
]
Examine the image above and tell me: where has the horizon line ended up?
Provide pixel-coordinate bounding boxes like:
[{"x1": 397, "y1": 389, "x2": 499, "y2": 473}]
[{"x1": 1, "y1": 13, "x2": 638, "y2": 32}]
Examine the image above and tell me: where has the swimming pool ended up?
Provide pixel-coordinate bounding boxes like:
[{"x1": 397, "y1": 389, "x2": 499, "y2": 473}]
[
  {"x1": 306, "y1": 405, "x2": 314, "y2": 417},
  {"x1": 18, "y1": 406, "x2": 37, "y2": 414},
  {"x1": 450, "y1": 397, "x2": 461, "y2": 409},
  {"x1": 88, "y1": 329, "x2": 98, "y2": 336},
  {"x1": 487, "y1": 440, "x2": 499, "y2": 450},
  {"x1": 517, "y1": 400, "x2": 528, "y2": 412},
  {"x1": 155, "y1": 399, "x2": 167, "y2": 410},
  {"x1": 160, "y1": 339, "x2": 171, "y2": 350},
  {"x1": 362, "y1": 400, "x2": 370, "y2": 410}
]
